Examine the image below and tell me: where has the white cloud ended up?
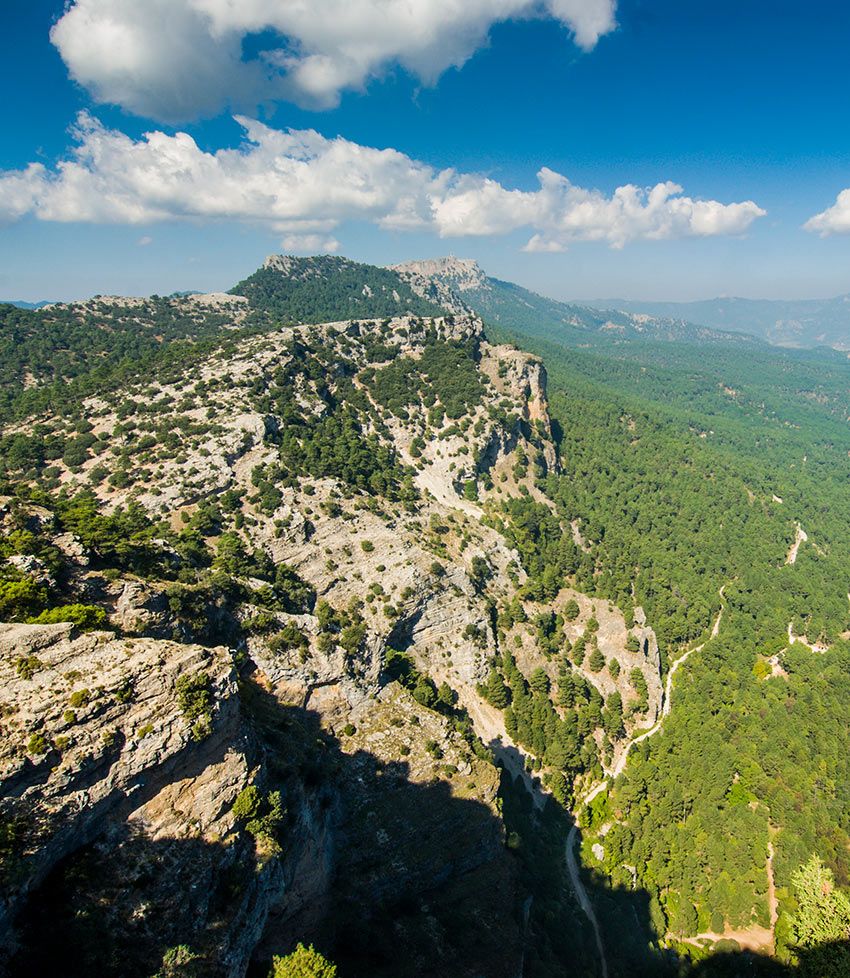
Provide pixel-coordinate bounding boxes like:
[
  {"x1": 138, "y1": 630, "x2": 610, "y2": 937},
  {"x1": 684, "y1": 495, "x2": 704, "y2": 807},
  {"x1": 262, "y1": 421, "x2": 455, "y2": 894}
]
[
  {"x1": 0, "y1": 164, "x2": 48, "y2": 223},
  {"x1": 804, "y1": 189, "x2": 850, "y2": 236},
  {"x1": 0, "y1": 113, "x2": 766, "y2": 250},
  {"x1": 281, "y1": 233, "x2": 340, "y2": 253},
  {"x1": 137, "y1": 235, "x2": 153, "y2": 246},
  {"x1": 51, "y1": 0, "x2": 617, "y2": 121}
]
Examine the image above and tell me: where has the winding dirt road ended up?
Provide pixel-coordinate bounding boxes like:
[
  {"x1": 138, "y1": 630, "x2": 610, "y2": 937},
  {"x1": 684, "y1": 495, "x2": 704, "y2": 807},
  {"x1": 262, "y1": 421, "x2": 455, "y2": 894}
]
[{"x1": 564, "y1": 586, "x2": 728, "y2": 976}]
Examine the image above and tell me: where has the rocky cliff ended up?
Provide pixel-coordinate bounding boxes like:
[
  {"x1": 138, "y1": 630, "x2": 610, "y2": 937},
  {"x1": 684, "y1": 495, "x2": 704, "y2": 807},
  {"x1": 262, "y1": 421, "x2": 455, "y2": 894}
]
[{"x1": 0, "y1": 255, "x2": 659, "y2": 977}]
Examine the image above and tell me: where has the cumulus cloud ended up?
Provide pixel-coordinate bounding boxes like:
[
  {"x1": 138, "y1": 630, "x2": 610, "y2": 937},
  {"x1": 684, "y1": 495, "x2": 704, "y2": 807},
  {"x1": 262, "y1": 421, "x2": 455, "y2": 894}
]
[
  {"x1": 51, "y1": 0, "x2": 617, "y2": 121},
  {"x1": 0, "y1": 113, "x2": 766, "y2": 250},
  {"x1": 0, "y1": 164, "x2": 48, "y2": 224},
  {"x1": 281, "y1": 233, "x2": 341, "y2": 253},
  {"x1": 804, "y1": 189, "x2": 850, "y2": 236}
]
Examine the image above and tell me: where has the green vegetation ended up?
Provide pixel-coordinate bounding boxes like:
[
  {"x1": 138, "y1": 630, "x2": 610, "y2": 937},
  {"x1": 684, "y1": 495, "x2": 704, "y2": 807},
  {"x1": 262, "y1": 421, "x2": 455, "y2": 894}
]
[
  {"x1": 5, "y1": 255, "x2": 850, "y2": 974},
  {"x1": 0, "y1": 298, "x2": 248, "y2": 428},
  {"x1": 231, "y1": 785, "x2": 284, "y2": 855},
  {"x1": 253, "y1": 334, "x2": 418, "y2": 502},
  {"x1": 269, "y1": 944, "x2": 337, "y2": 978},
  {"x1": 28, "y1": 604, "x2": 106, "y2": 629},
  {"x1": 175, "y1": 672, "x2": 214, "y2": 741},
  {"x1": 364, "y1": 335, "x2": 484, "y2": 421},
  {"x1": 484, "y1": 307, "x2": 850, "y2": 965},
  {"x1": 231, "y1": 255, "x2": 443, "y2": 323},
  {"x1": 791, "y1": 855, "x2": 850, "y2": 947}
]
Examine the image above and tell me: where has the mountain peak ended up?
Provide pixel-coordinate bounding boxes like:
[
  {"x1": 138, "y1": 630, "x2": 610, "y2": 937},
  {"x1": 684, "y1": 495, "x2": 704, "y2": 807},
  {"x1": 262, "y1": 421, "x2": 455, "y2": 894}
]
[{"x1": 391, "y1": 256, "x2": 487, "y2": 291}]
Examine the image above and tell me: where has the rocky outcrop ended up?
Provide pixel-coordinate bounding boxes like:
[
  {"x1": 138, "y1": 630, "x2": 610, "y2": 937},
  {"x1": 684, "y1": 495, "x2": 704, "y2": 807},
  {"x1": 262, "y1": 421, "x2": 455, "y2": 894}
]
[
  {"x1": 0, "y1": 623, "x2": 244, "y2": 954},
  {"x1": 113, "y1": 580, "x2": 172, "y2": 635},
  {"x1": 391, "y1": 257, "x2": 486, "y2": 315}
]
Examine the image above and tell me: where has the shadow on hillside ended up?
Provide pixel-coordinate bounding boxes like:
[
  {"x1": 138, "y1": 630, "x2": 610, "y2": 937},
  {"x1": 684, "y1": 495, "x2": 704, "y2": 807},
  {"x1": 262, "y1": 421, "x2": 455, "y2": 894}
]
[
  {"x1": 3, "y1": 687, "x2": 530, "y2": 978},
  {"x1": 494, "y1": 751, "x2": 850, "y2": 978},
  {"x1": 4, "y1": 686, "x2": 849, "y2": 978},
  {"x1": 243, "y1": 683, "x2": 534, "y2": 978}
]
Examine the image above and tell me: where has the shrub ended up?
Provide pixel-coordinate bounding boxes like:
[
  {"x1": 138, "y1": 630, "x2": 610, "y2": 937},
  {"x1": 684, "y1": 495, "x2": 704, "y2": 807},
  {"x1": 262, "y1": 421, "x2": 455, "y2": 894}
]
[
  {"x1": 0, "y1": 579, "x2": 47, "y2": 621},
  {"x1": 27, "y1": 732, "x2": 50, "y2": 755},
  {"x1": 270, "y1": 944, "x2": 337, "y2": 978},
  {"x1": 28, "y1": 604, "x2": 107, "y2": 630},
  {"x1": 156, "y1": 944, "x2": 200, "y2": 978},
  {"x1": 425, "y1": 739, "x2": 444, "y2": 759},
  {"x1": 175, "y1": 671, "x2": 214, "y2": 741},
  {"x1": 268, "y1": 622, "x2": 308, "y2": 655},
  {"x1": 360, "y1": 540, "x2": 375, "y2": 553},
  {"x1": 232, "y1": 785, "x2": 284, "y2": 854},
  {"x1": 14, "y1": 655, "x2": 42, "y2": 680}
]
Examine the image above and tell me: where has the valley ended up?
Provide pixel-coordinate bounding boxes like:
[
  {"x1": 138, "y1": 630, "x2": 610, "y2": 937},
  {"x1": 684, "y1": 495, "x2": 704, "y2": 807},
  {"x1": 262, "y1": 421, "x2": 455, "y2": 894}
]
[{"x1": 0, "y1": 255, "x2": 849, "y2": 978}]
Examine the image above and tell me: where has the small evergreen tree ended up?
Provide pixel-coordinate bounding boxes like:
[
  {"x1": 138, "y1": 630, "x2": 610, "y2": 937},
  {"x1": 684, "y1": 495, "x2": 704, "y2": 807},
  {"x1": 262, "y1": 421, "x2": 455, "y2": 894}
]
[
  {"x1": 270, "y1": 944, "x2": 337, "y2": 978},
  {"x1": 485, "y1": 668, "x2": 511, "y2": 708},
  {"x1": 588, "y1": 648, "x2": 605, "y2": 672}
]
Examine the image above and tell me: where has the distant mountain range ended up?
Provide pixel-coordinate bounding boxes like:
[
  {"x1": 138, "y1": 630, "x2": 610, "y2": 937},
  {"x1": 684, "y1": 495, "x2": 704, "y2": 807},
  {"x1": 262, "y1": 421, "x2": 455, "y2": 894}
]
[
  {"x1": 9, "y1": 259, "x2": 850, "y2": 350},
  {"x1": 392, "y1": 257, "x2": 761, "y2": 348},
  {"x1": 2, "y1": 300, "x2": 54, "y2": 310},
  {"x1": 577, "y1": 294, "x2": 850, "y2": 350}
]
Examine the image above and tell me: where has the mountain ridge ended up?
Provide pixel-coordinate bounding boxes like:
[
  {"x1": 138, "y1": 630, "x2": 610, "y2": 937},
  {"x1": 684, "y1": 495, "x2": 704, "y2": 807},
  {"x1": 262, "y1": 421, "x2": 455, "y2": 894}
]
[
  {"x1": 392, "y1": 256, "x2": 765, "y2": 347},
  {"x1": 575, "y1": 292, "x2": 850, "y2": 349}
]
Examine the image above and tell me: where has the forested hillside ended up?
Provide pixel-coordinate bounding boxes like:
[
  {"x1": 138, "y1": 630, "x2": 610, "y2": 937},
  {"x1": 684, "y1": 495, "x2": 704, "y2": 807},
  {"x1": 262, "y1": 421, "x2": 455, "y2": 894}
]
[
  {"x1": 476, "y1": 310, "x2": 850, "y2": 971},
  {"x1": 1, "y1": 253, "x2": 849, "y2": 978},
  {"x1": 395, "y1": 257, "x2": 760, "y2": 347},
  {"x1": 232, "y1": 254, "x2": 444, "y2": 323},
  {"x1": 579, "y1": 293, "x2": 850, "y2": 350}
]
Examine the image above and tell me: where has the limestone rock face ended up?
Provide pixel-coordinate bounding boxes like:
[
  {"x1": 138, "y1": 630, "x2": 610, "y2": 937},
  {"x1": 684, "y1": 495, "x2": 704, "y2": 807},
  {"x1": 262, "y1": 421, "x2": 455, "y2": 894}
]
[
  {"x1": 0, "y1": 623, "x2": 243, "y2": 951},
  {"x1": 114, "y1": 580, "x2": 172, "y2": 635},
  {"x1": 391, "y1": 257, "x2": 486, "y2": 315}
]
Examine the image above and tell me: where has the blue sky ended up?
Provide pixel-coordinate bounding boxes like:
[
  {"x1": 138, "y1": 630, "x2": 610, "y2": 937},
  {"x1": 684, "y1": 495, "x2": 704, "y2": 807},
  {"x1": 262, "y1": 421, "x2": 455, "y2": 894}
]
[{"x1": 1, "y1": 0, "x2": 850, "y2": 302}]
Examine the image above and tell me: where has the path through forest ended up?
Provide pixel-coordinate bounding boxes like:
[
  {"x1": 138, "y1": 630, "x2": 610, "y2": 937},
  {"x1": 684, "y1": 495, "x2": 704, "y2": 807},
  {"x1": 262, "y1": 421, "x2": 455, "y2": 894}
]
[
  {"x1": 785, "y1": 523, "x2": 808, "y2": 565},
  {"x1": 566, "y1": 820, "x2": 609, "y2": 978},
  {"x1": 564, "y1": 585, "x2": 729, "y2": 976},
  {"x1": 767, "y1": 837, "x2": 778, "y2": 950}
]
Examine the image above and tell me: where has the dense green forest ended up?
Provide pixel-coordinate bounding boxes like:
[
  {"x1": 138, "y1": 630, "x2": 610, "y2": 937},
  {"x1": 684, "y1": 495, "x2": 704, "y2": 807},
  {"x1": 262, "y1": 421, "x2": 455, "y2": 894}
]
[
  {"x1": 480, "y1": 316, "x2": 850, "y2": 965},
  {"x1": 231, "y1": 255, "x2": 443, "y2": 323},
  {"x1": 458, "y1": 271, "x2": 761, "y2": 347}
]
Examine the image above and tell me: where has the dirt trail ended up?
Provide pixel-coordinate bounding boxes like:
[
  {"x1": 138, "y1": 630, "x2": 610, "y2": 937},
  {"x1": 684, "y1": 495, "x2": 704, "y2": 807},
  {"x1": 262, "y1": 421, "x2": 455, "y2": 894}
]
[
  {"x1": 566, "y1": 822, "x2": 609, "y2": 978},
  {"x1": 563, "y1": 585, "x2": 728, "y2": 976},
  {"x1": 606, "y1": 586, "x2": 727, "y2": 778},
  {"x1": 767, "y1": 836, "x2": 778, "y2": 951},
  {"x1": 787, "y1": 621, "x2": 829, "y2": 653},
  {"x1": 467, "y1": 586, "x2": 729, "y2": 978},
  {"x1": 785, "y1": 523, "x2": 808, "y2": 565}
]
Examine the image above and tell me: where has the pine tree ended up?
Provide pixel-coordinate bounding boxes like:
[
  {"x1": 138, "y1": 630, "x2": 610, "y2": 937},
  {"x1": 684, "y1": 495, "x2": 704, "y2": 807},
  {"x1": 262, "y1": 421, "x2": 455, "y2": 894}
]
[
  {"x1": 791, "y1": 855, "x2": 850, "y2": 947},
  {"x1": 270, "y1": 944, "x2": 337, "y2": 978},
  {"x1": 485, "y1": 668, "x2": 511, "y2": 708}
]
